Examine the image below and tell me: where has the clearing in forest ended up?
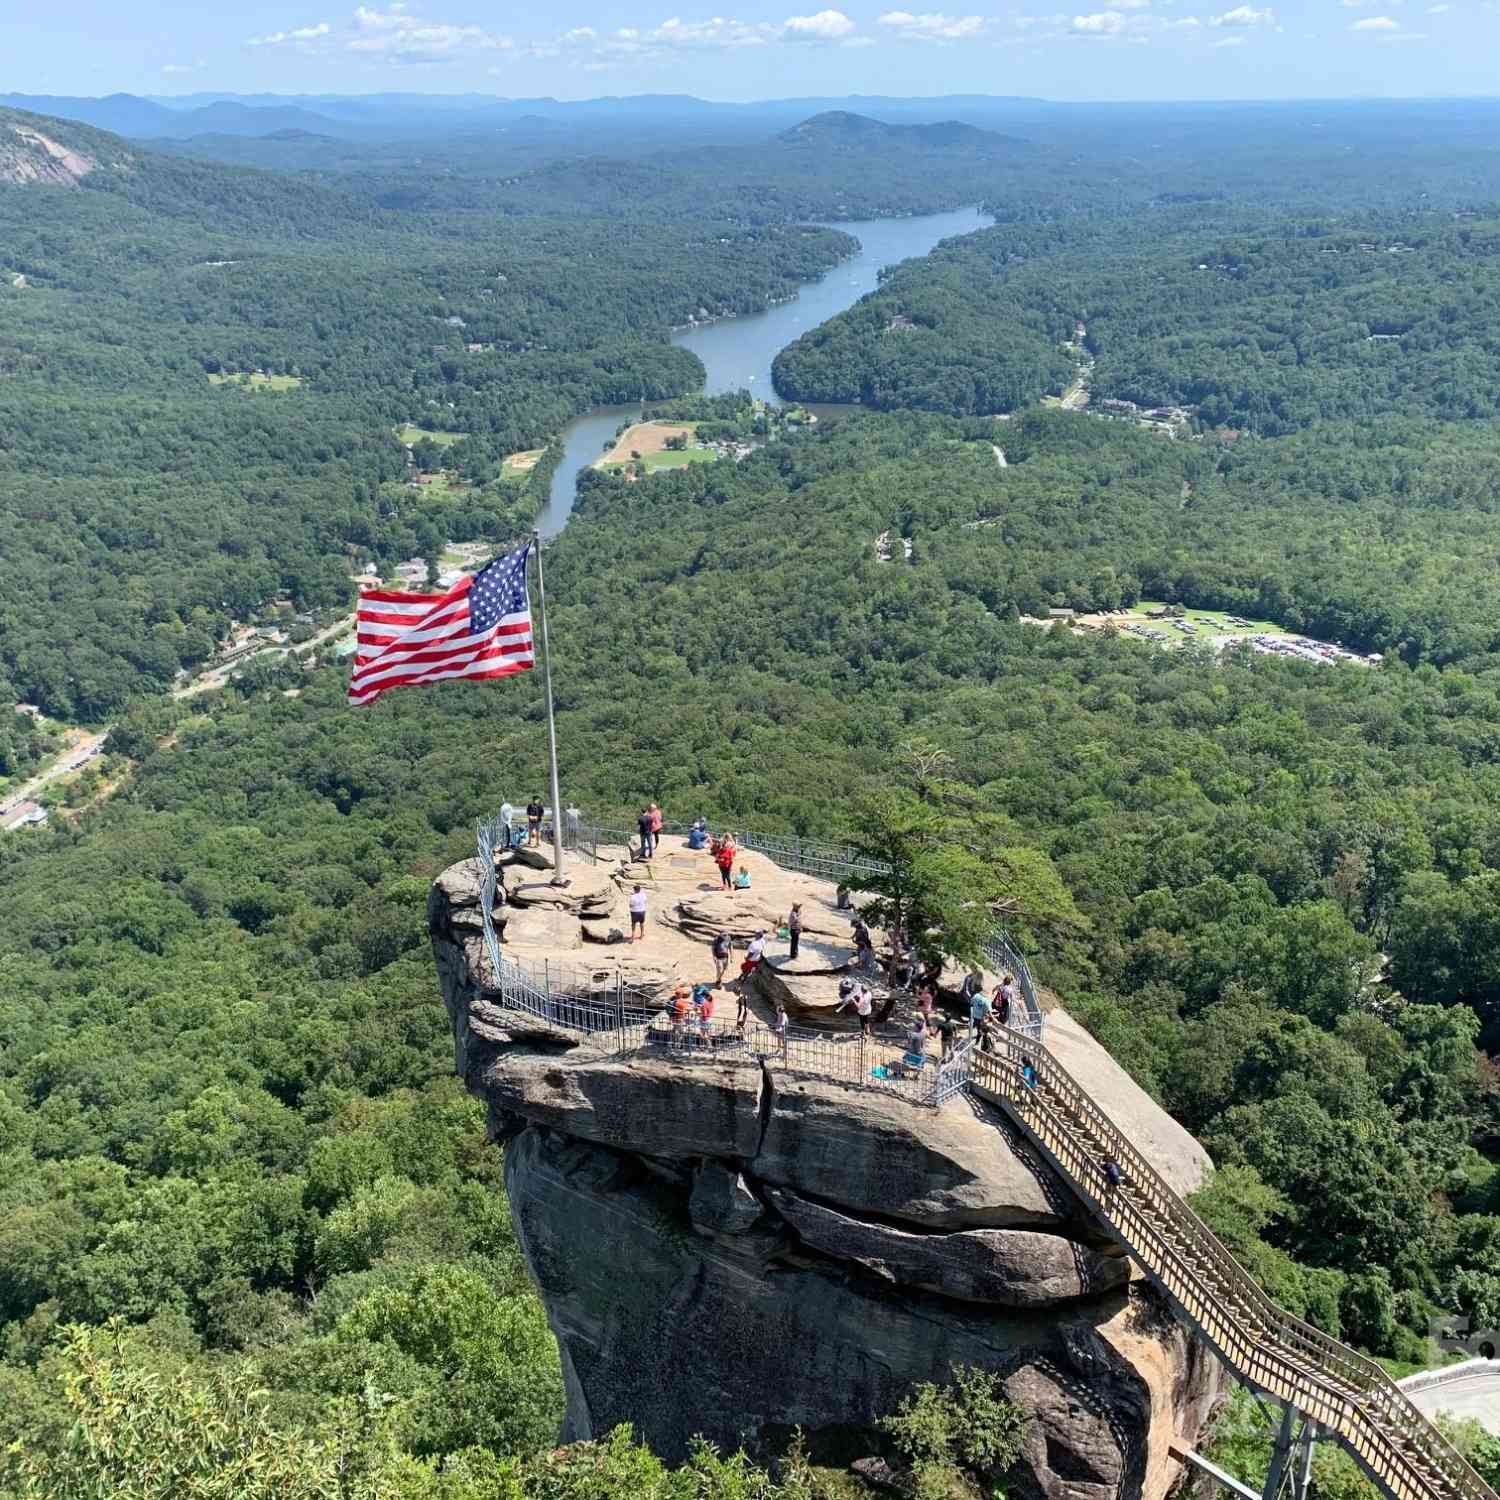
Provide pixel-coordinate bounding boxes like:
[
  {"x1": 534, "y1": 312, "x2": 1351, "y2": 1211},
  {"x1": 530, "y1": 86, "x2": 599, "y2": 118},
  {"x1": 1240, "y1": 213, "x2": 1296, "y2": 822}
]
[
  {"x1": 596, "y1": 420, "x2": 717, "y2": 474},
  {"x1": 209, "y1": 371, "x2": 303, "y2": 391},
  {"x1": 397, "y1": 422, "x2": 466, "y2": 447},
  {"x1": 598, "y1": 421, "x2": 696, "y2": 466},
  {"x1": 501, "y1": 449, "x2": 545, "y2": 478}
]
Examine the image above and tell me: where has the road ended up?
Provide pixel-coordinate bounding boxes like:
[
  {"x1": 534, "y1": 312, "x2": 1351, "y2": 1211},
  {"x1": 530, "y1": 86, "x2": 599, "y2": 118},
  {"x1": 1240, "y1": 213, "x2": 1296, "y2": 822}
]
[
  {"x1": 1400, "y1": 1361, "x2": 1500, "y2": 1434},
  {"x1": 1, "y1": 611, "x2": 357, "y2": 822},
  {"x1": 0, "y1": 731, "x2": 108, "y2": 817},
  {"x1": 171, "y1": 611, "x2": 355, "y2": 701}
]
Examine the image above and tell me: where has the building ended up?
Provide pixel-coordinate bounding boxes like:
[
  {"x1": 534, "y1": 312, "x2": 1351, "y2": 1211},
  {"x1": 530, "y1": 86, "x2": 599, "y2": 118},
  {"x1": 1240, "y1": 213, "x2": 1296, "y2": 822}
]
[{"x1": 2, "y1": 800, "x2": 48, "y2": 831}]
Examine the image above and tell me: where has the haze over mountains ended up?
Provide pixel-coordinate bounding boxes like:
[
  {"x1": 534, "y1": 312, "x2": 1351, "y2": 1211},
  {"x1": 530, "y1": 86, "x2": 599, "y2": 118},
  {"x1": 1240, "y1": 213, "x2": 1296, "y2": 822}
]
[{"x1": 0, "y1": 90, "x2": 1051, "y2": 145}]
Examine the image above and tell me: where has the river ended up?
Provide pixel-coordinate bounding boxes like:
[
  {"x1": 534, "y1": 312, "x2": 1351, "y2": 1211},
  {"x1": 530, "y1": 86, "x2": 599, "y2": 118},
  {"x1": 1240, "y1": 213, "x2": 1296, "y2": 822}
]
[{"x1": 534, "y1": 205, "x2": 991, "y2": 538}]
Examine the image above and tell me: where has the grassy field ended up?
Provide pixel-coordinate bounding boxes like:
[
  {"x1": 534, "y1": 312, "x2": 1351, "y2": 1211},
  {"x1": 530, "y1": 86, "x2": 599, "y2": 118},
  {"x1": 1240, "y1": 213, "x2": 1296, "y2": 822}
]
[
  {"x1": 598, "y1": 420, "x2": 696, "y2": 466},
  {"x1": 209, "y1": 371, "x2": 303, "y2": 391},
  {"x1": 397, "y1": 422, "x2": 466, "y2": 447},
  {"x1": 1129, "y1": 602, "x2": 1292, "y2": 637},
  {"x1": 640, "y1": 449, "x2": 716, "y2": 473},
  {"x1": 501, "y1": 448, "x2": 546, "y2": 478}
]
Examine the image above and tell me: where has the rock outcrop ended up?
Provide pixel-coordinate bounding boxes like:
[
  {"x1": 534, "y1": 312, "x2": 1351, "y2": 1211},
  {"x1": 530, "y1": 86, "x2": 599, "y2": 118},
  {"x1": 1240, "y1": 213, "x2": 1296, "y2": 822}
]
[{"x1": 431, "y1": 857, "x2": 1224, "y2": 1500}]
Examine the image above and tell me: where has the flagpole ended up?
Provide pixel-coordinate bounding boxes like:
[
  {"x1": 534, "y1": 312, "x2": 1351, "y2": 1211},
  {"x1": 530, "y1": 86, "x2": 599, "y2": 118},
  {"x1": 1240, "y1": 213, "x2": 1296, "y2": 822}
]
[{"x1": 530, "y1": 531, "x2": 567, "y2": 885}]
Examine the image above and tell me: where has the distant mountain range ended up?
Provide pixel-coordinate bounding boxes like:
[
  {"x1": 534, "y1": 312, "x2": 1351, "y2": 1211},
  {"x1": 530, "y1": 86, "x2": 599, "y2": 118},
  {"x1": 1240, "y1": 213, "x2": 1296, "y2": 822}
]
[
  {"x1": 0, "y1": 90, "x2": 1054, "y2": 145},
  {"x1": 778, "y1": 111, "x2": 1027, "y2": 151}
]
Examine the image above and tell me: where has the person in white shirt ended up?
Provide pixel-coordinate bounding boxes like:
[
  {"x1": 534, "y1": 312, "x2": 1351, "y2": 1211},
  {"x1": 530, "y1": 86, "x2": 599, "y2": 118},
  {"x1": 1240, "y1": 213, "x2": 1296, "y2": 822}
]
[
  {"x1": 628, "y1": 885, "x2": 647, "y2": 943},
  {"x1": 836, "y1": 979, "x2": 874, "y2": 1038},
  {"x1": 499, "y1": 800, "x2": 514, "y2": 849},
  {"x1": 740, "y1": 930, "x2": 767, "y2": 978}
]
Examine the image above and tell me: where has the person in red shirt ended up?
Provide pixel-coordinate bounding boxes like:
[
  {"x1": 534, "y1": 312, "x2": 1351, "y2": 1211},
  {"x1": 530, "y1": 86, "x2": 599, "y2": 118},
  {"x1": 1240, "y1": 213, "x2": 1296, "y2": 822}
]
[{"x1": 715, "y1": 837, "x2": 737, "y2": 890}]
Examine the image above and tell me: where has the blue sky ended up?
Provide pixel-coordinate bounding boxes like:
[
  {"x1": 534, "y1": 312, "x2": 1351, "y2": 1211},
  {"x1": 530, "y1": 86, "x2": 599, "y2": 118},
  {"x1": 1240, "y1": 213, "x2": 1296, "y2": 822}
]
[{"x1": 8, "y1": 0, "x2": 1489, "y2": 102}]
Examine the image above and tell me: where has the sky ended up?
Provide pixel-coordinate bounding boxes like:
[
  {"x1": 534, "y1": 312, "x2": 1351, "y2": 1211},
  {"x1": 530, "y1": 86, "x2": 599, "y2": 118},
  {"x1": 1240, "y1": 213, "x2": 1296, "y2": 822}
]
[{"x1": 6, "y1": 0, "x2": 1491, "y2": 103}]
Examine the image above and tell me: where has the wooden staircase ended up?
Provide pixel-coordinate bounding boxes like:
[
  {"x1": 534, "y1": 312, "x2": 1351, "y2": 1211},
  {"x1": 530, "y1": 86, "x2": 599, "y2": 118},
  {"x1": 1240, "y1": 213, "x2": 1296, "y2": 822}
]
[{"x1": 969, "y1": 1037, "x2": 1498, "y2": 1500}]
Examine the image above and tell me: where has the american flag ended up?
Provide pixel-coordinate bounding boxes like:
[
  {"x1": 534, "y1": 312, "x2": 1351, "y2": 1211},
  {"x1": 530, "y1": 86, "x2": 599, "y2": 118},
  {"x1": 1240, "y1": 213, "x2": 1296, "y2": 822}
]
[{"x1": 347, "y1": 543, "x2": 535, "y2": 707}]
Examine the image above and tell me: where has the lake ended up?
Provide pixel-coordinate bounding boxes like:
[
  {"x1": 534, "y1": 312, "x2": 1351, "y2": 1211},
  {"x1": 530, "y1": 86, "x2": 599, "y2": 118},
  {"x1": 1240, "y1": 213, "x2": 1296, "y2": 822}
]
[{"x1": 534, "y1": 205, "x2": 991, "y2": 537}]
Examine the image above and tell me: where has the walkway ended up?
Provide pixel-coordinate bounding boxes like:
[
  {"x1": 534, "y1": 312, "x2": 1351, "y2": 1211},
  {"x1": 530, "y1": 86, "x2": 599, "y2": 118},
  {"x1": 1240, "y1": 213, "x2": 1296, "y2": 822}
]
[
  {"x1": 970, "y1": 1032, "x2": 1498, "y2": 1500},
  {"x1": 476, "y1": 808, "x2": 1499, "y2": 1500}
]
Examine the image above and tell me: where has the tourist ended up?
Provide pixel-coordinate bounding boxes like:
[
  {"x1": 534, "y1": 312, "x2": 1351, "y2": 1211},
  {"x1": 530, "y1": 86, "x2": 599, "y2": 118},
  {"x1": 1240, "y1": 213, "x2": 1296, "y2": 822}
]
[
  {"x1": 733, "y1": 864, "x2": 752, "y2": 889},
  {"x1": 1020, "y1": 1055, "x2": 1039, "y2": 1090},
  {"x1": 688, "y1": 817, "x2": 708, "y2": 851},
  {"x1": 649, "y1": 802, "x2": 663, "y2": 849},
  {"x1": 1103, "y1": 1158, "x2": 1123, "y2": 1195},
  {"x1": 916, "y1": 984, "x2": 935, "y2": 1020},
  {"x1": 712, "y1": 928, "x2": 733, "y2": 984},
  {"x1": 526, "y1": 795, "x2": 544, "y2": 846},
  {"x1": 786, "y1": 902, "x2": 803, "y2": 960},
  {"x1": 969, "y1": 982, "x2": 992, "y2": 1039},
  {"x1": 997, "y1": 973, "x2": 1017, "y2": 1020},
  {"x1": 735, "y1": 985, "x2": 751, "y2": 1037},
  {"x1": 741, "y1": 929, "x2": 767, "y2": 977},
  {"x1": 901, "y1": 1015, "x2": 928, "y2": 1075},
  {"x1": 694, "y1": 983, "x2": 715, "y2": 1038},
  {"x1": 930, "y1": 1009, "x2": 959, "y2": 1058},
  {"x1": 670, "y1": 983, "x2": 693, "y2": 1047},
  {"x1": 771, "y1": 1000, "x2": 789, "y2": 1062},
  {"x1": 637, "y1": 807, "x2": 655, "y2": 859},
  {"x1": 992, "y1": 979, "x2": 1011, "y2": 1029},
  {"x1": 835, "y1": 884, "x2": 852, "y2": 911},
  {"x1": 836, "y1": 978, "x2": 873, "y2": 1038},
  {"x1": 851, "y1": 917, "x2": 874, "y2": 973},
  {"x1": 499, "y1": 798, "x2": 514, "y2": 849},
  {"x1": 628, "y1": 884, "x2": 647, "y2": 942},
  {"x1": 715, "y1": 836, "x2": 737, "y2": 890},
  {"x1": 960, "y1": 971, "x2": 983, "y2": 1005}
]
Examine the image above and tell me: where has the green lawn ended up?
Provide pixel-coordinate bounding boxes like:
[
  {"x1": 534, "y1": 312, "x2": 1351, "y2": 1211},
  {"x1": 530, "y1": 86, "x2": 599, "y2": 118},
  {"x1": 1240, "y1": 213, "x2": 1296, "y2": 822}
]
[
  {"x1": 600, "y1": 448, "x2": 718, "y2": 475},
  {"x1": 208, "y1": 371, "x2": 303, "y2": 391},
  {"x1": 1131, "y1": 601, "x2": 1291, "y2": 637},
  {"x1": 397, "y1": 422, "x2": 466, "y2": 447}
]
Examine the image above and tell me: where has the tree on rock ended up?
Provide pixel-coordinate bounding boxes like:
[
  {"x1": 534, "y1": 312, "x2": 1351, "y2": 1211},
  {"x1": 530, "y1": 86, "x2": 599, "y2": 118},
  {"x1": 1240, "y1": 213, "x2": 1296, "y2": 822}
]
[{"x1": 845, "y1": 743, "x2": 1084, "y2": 967}]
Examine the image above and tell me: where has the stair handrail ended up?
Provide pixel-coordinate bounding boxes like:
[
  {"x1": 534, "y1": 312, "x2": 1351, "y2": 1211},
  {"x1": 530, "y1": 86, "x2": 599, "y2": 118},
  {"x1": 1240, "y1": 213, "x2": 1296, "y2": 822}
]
[{"x1": 970, "y1": 1037, "x2": 1498, "y2": 1500}]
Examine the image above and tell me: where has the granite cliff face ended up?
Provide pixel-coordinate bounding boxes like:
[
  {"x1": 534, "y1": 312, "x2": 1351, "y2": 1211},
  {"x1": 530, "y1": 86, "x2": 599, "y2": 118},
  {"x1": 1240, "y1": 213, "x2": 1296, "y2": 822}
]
[{"x1": 432, "y1": 858, "x2": 1225, "y2": 1500}]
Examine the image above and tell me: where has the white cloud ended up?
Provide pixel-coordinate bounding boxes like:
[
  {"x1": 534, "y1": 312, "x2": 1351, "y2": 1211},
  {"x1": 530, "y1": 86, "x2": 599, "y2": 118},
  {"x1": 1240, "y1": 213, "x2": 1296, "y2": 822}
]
[
  {"x1": 1072, "y1": 10, "x2": 1127, "y2": 29},
  {"x1": 784, "y1": 8, "x2": 858, "y2": 38},
  {"x1": 247, "y1": 20, "x2": 331, "y2": 44},
  {"x1": 160, "y1": 62, "x2": 197, "y2": 73},
  {"x1": 347, "y1": 3, "x2": 511, "y2": 58},
  {"x1": 877, "y1": 9, "x2": 987, "y2": 35},
  {"x1": 1210, "y1": 4, "x2": 1273, "y2": 22},
  {"x1": 545, "y1": 8, "x2": 867, "y2": 56},
  {"x1": 1351, "y1": 13, "x2": 1399, "y2": 24},
  {"x1": 1375, "y1": 23, "x2": 1427, "y2": 33},
  {"x1": 1212, "y1": 31, "x2": 1245, "y2": 41}
]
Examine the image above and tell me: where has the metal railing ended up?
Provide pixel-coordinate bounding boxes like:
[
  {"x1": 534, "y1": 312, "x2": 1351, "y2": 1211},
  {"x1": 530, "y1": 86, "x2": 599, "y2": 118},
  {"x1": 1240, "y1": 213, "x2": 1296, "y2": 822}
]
[
  {"x1": 561, "y1": 814, "x2": 1044, "y2": 1040},
  {"x1": 472, "y1": 810, "x2": 1499, "y2": 1500},
  {"x1": 969, "y1": 1038, "x2": 1499, "y2": 1500}
]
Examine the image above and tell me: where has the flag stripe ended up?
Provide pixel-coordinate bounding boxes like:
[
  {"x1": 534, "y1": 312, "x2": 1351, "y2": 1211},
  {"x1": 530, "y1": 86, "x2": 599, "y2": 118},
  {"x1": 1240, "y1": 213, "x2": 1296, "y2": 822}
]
[{"x1": 347, "y1": 545, "x2": 534, "y2": 708}]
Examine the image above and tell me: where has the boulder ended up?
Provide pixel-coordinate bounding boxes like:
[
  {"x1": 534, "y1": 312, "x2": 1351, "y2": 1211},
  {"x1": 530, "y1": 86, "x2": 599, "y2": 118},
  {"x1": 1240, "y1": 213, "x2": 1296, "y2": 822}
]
[
  {"x1": 505, "y1": 845, "x2": 556, "y2": 872},
  {"x1": 504, "y1": 1125, "x2": 1223, "y2": 1495},
  {"x1": 690, "y1": 1162, "x2": 765, "y2": 1235},
  {"x1": 764, "y1": 1186, "x2": 1129, "y2": 1306},
  {"x1": 430, "y1": 853, "x2": 1226, "y2": 1500},
  {"x1": 472, "y1": 1043, "x2": 768, "y2": 1163}
]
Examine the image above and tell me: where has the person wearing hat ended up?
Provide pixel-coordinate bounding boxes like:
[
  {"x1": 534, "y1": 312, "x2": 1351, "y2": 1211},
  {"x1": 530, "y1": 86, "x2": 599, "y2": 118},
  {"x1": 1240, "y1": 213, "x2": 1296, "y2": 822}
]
[{"x1": 741, "y1": 929, "x2": 766, "y2": 977}]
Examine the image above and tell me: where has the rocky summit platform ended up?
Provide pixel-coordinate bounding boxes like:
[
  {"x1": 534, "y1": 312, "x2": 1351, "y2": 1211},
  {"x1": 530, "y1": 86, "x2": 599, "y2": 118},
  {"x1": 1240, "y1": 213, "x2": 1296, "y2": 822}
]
[
  {"x1": 429, "y1": 840, "x2": 1224, "y2": 1500},
  {"x1": 436, "y1": 833, "x2": 1029, "y2": 1028}
]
